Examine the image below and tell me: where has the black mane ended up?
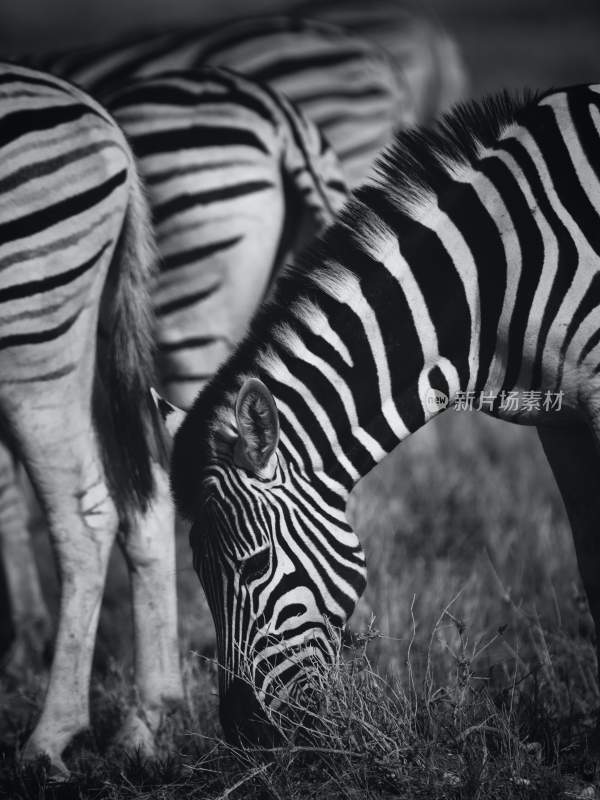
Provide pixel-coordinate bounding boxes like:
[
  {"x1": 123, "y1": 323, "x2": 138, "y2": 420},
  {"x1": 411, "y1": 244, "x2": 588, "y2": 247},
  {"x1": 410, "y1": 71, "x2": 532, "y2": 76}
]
[
  {"x1": 373, "y1": 87, "x2": 541, "y2": 212},
  {"x1": 171, "y1": 87, "x2": 546, "y2": 519}
]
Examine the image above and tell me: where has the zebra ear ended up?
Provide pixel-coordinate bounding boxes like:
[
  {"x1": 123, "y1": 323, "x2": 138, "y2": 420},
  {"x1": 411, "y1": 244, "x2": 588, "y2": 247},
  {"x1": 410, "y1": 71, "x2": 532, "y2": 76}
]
[
  {"x1": 150, "y1": 388, "x2": 186, "y2": 439},
  {"x1": 234, "y1": 378, "x2": 279, "y2": 478}
]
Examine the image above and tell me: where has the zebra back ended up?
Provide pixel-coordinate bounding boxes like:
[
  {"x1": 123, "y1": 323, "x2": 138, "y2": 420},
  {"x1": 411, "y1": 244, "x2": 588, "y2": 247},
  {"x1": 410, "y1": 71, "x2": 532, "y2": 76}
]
[
  {"x1": 105, "y1": 68, "x2": 346, "y2": 408},
  {"x1": 291, "y1": 0, "x2": 468, "y2": 122},
  {"x1": 21, "y1": 15, "x2": 410, "y2": 187}
]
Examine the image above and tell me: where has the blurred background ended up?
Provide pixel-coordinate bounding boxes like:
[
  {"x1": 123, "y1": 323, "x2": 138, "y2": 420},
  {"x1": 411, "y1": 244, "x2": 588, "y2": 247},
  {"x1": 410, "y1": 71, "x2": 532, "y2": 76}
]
[
  {"x1": 1, "y1": 0, "x2": 600, "y2": 697},
  {"x1": 2, "y1": 0, "x2": 599, "y2": 98}
]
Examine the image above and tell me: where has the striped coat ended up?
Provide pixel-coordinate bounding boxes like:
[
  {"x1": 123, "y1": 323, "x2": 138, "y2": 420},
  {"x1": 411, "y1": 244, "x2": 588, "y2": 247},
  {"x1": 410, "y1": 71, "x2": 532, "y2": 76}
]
[
  {"x1": 108, "y1": 67, "x2": 346, "y2": 408},
  {"x1": 0, "y1": 63, "x2": 181, "y2": 773},
  {"x1": 167, "y1": 84, "x2": 600, "y2": 743},
  {"x1": 26, "y1": 14, "x2": 422, "y2": 187}
]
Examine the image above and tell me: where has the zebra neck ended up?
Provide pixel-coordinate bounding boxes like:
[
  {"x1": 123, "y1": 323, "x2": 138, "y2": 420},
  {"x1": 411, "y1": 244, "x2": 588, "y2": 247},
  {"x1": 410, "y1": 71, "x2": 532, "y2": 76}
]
[{"x1": 252, "y1": 197, "x2": 479, "y2": 494}]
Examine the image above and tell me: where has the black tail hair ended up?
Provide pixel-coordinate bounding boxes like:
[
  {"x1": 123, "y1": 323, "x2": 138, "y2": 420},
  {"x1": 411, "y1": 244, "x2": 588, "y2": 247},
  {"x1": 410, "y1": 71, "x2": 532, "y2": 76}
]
[{"x1": 96, "y1": 158, "x2": 164, "y2": 526}]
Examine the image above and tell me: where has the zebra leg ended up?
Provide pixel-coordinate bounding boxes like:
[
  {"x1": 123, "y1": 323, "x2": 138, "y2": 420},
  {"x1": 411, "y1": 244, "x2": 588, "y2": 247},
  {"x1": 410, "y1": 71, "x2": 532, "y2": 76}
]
[
  {"x1": 12, "y1": 403, "x2": 119, "y2": 774},
  {"x1": 115, "y1": 462, "x2": 183, "y2": 753},
  {"x1": 537, "y1": 424, "x2": 600, "y2": 689},
  {"x1": 0, "y1": 441, "x2": 52, "y2": 676}
]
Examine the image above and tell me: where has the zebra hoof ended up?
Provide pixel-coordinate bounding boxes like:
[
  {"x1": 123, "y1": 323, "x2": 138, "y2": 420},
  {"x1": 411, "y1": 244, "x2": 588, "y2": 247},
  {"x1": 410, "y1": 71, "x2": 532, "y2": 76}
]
[
  {"x1": 113, "y1": 711, "x2": 157, "y2": 758},
  {"x1": 20, "y1": 746, "x2": 70, "y2": 781}
]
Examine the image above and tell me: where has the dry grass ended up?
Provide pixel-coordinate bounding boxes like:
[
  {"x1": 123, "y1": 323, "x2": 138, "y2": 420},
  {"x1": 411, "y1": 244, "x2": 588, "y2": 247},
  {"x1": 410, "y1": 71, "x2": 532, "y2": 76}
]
[{"x1": 3, "y1": 411, "x2": 600, "y2": 798}]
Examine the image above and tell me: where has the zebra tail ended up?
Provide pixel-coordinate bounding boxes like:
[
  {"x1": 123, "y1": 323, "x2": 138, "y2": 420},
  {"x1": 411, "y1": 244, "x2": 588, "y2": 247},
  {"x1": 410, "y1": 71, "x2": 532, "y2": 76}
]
[
  {"x1": 96, "y1": 160, "x2": 162, "y2": 526},
  {"x1": 278, "y1": 103, "x2": 348, "y2": 262}
]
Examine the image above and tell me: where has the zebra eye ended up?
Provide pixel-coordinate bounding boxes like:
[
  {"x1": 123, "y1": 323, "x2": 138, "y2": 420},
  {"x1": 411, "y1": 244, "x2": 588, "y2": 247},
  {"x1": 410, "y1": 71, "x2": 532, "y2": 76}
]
[{"x1": 239, "y1": 546, "x2": 271, "y2": 584}]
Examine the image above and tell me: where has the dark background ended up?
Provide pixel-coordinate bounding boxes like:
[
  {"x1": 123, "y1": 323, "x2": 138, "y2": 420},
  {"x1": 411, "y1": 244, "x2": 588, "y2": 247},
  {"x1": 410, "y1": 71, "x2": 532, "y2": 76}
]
[{"x1": 2, "y1": 0, "x2": 599, "y2": 100}]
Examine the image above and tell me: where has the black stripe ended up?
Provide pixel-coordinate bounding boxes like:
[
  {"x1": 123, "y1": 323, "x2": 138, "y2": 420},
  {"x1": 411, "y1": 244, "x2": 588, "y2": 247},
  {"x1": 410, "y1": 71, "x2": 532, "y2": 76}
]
[
  {"x1": 572, "y1": 88, "x2": 600, "y2": 194},
  {"x1": 441, "y1": 174, "x2": 507, "y2": 391},
  {"x1": 326, "y1": 179, "x2": 347, "y2": 196},
  {"x1": 162, "y1": 236, "x2": 243, "y2": 272},
  {"x1": 111, "y1": 70, "x2": 278, "y2": 127},
  {"x1": 292, "y1": 84, "x2": 394, "y2": 106},
  {"x1": 257, "y1": 80, "x2": 335, "y2": 218},
  {"x1": 578, "y1": 328, "x2": 600, "y2": 366},
  {"x1": 0, "y1": 241, "x2": 111, "y2": 304},
  {"x1": 0, "y1": 169, "x2": 127, "y2": 243},
  {"x1": 81, "y1": 34, "x2": 188, "y2": 96},
  {"x1": 191, "y1": 16, "x2": 312, "y2": 63},
  {"x1": 270, "y1": 335, "x2": 369, "y2": 476},
  {"x1": 159, "y1": 335, "x2": 224, "y2": 352},
  {"x1": 145, "y1": 159, "x2": 255, "y2": 186},
  {"x1": 0, "y1": 71, "x2": 74, "y2": 93},
  {"x1": 0, "y1": 211, "x2": 115, "y2": 275},
  {"x1": 163, "y1": 373, "x2": 212, "y2": 383},
  {"x1": 155, "y1": 283, "x2": 221, "y2": 317},
  {"x1": 489, "y1": 139, "x2": 545, "y2": 392},
  {"x1": 498, "y1": 137, "x2": 579, "y2": 389},
  {"x1": 153, "y1": 181, "x2": 274, "y2": 225},
  {"x1": 275, "y1": 603, "x2": 307, "y2": 628},
  {"x1": 525, "y1": 100, "x2": 600, "y2": 261},
  {"x1": 561, "y1": 274, "x2": 600, "y2": 365},
  {"x1": 356, "y1": 185, "x2": 473, "y2": 391},
  {"x1": 250, "y1": 50, "x2": 370, "y2": 84},
  {"x1": 0, "y1": 363, "x2": 77, "y2": 383},
  {"x1": 0, "y1": 141, "x2": 112, "y2": 195},
  {"x1": 265, "y1": 372, "x2": 353, "y2": 489},
  {"x1": 0, "y1": 308, "x2": 83, "y2": 350},
  {"x1": 131, "y1": 125, "x2": 270, "y2": 159},
  {"x1": 0, "y1": 104, "x2": 97, "y2": 150},
  {"x1": 428, "y1": 366, "x2": 449, "y2": 398}
]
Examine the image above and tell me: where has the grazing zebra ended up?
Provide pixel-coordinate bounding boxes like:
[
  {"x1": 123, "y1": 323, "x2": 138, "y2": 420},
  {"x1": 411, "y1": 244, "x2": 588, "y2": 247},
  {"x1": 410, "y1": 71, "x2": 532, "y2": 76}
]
[
  {"x1": 165, "y1": 83, "x2": 600, "y2": 743},
  {"x1": 109, "y1": 67, "x2": 347, "y2": 409},
  {"x1": 23, "y1": 13, "x2": 451, "y2": 187},
  {"x1": 0, "y1": 63, "x2": 182, "y2": 773}
]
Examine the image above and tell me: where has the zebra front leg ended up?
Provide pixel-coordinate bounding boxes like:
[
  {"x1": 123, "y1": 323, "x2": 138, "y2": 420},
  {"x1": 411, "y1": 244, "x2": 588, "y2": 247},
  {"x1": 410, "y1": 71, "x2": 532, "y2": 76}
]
[
  {"x1": 537, "y1": 424, "x2": 600, "y2": 693},
  {"x1": 115, "y1": 462, "x2": 183, "y2": 753},
  {"x1": 0, "y1": 441, "x2": 52, "y2": 676}
]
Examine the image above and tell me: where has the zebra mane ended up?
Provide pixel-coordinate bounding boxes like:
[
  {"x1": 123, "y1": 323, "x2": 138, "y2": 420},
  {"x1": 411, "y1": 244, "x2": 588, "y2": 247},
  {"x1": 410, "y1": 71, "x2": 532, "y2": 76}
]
[
  {"x1": 172, "y1": 87, "x2": 545, "y2": 520},
  {"x1": 371, "y1": 87, "x2": 541, "y2": 214}
]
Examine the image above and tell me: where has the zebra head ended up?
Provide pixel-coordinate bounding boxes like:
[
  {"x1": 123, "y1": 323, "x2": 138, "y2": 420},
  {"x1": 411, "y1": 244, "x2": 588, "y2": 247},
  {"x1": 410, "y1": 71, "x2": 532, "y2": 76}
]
[{"x1": 161, "y1": 379, "x2": 367, "y2": 743}]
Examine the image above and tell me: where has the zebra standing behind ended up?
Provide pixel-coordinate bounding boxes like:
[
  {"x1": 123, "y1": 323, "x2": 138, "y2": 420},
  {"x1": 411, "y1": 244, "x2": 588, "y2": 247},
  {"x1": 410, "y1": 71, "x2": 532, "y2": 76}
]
[
  {"x1": 25, "y1": 13, "x2": 451, "y2": 187},
  {"x1": 0, "y1": 64, "x2": 182, "y2": 774},
  {"x1": 108, "y1": 67, "x2": 347, "y2": 409},
  {"x1": 292, "y1": 0, "x2": 468, "y2": 125},
  {"x1": 165, "y1": 84, "x2": 600, "y2": 743}
]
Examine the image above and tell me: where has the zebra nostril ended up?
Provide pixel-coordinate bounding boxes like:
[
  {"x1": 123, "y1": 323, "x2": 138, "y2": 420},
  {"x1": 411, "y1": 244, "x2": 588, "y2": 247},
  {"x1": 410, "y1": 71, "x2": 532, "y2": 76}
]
[{"x1": 220, "y1": 679, "x2": 280, "y2": 746}]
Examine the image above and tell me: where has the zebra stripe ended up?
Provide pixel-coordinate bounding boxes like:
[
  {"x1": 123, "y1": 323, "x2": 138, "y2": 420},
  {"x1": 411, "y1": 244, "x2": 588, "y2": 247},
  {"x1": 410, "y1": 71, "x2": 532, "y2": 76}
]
[
  {"x1": 23, "y1": 14, "x2": 421, "y2": 187},
  {"x1": 291, "y1": 0, "x2": 467, "y2": 124},
  {"x1": 0, "y1": 62, "x2": 163, "y2": 767},
  {"x1": 171, "y1": 83, "x2": 600, "y2": 742},
  {"x1": 105, "y1": 67, "x2": 346, "y2": 409}
]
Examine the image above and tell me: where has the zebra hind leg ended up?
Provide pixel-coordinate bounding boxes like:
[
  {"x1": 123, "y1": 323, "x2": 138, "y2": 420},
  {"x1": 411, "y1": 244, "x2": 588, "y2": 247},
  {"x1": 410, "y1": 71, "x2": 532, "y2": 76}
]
[
  {"x1": 0, "y1": 439, "x2": 52, "y2": 677},
  {"x1": 537, "y1": 422, "x2": 600, "y2": 740},
  {"x1": 114, "y1": 462, "x2": 183, "y2": 755},
  {"x1": 10, "y1": 395, "x2": 119, "y2": 775}
]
